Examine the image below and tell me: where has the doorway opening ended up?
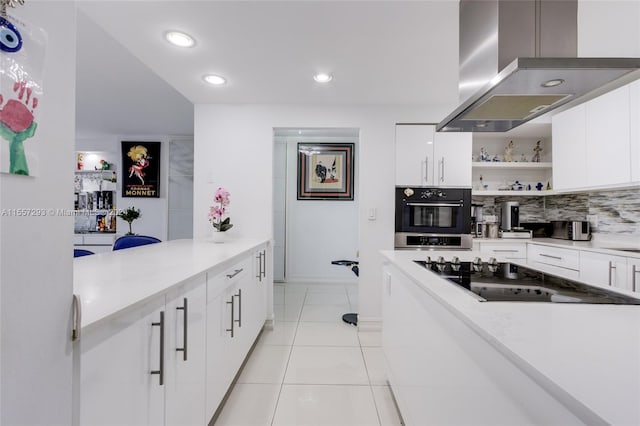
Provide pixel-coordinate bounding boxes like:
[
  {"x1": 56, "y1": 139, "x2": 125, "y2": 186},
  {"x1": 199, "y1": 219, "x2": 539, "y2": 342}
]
[{"x1": 273, "y1": 128, "x2": 359, "y2": 283}]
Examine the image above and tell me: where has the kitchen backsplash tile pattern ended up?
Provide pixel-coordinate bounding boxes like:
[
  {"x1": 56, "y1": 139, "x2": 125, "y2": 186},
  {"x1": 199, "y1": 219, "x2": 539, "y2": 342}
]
[{"x1": 474, "y1": 188, "x2": 640, "y2": 235}]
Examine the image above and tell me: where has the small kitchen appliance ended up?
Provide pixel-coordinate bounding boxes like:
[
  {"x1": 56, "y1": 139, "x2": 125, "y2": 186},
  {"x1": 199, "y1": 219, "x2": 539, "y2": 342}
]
[
  {"x1": 414, "y1": 257, "x2": 640, "y2": 304},
  {"x1": 471, "y1": 203, "x2": 484, "y2": 238},
  {"x1": 395, "y1": 187, "x2": 472, "y2": 249},
  {"x1": 551, "y1": 220, "x2": 591, "y2": 241},
  {"x1": 500, "y1": 201, "x2": 520, "y2": 231}
]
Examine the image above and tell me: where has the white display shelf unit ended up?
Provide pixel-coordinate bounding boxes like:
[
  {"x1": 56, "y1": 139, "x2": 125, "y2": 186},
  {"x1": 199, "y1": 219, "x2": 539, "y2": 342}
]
[{"x1": 472, "y1": 135, "x2": 553, "y2": 196}]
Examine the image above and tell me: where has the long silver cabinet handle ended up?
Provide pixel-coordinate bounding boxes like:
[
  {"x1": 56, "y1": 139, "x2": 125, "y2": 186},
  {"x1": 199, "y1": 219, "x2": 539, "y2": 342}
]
[
  {"x1": 261, "y1": 251, "x2": 266, "y2": 279},
  {"x1": 492, "y1": 249, "x2": 518, "y2": 253},
  {"x1": 540, "y1": 253, "x2": 562, "y2": 260},
  {"x1": 608, "y1": 261, "x2": 616, "y2": 286},
  {"x1": 256, "y1": 252, "x2": 262, "y2": 280},
  {"x1": 151, "y1": 311, "x2": 165, "y2": 385},
  {"x1": 633, "y1": 265, "x2": 639, "y2": 292},
  {"x1": 226, "y1": 297, "x2": 235, "y2": 338},
  {"x1": 226, "y1": 268, "x2": 243, "y2": 279},
  {"x1": 234, "y1": 289, "x2": 242, "y2": 328},
  {"x1": 72, "y1": 294, "x2": 82, "y2": 342},
  {"x1": 440, "y1": 157, "x2": 445, "y2": 182},
  {"x1": 176, "y1": 298, "x2": 188, "y2": 361},
  {"x1": 425, "y1": 156, "x2": 429, "y2": 183}
]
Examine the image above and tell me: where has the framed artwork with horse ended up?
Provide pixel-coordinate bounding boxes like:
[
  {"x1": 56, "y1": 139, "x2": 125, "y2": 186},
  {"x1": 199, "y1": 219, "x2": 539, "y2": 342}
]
[{"x1": 297, "y1": 143, "x2": 354, "y2": 200}]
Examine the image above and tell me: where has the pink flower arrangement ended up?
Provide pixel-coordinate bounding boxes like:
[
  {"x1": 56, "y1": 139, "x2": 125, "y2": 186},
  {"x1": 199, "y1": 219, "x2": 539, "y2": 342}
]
[{"x1": 208, "y1": 187, "x2": 233, "y2": 232}]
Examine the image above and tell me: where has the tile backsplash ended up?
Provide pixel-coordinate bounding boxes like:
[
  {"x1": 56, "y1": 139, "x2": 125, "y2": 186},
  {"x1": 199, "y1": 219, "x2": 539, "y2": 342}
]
[{"x1": 473, "y1": 187, "x2": 640, "y2": 235}]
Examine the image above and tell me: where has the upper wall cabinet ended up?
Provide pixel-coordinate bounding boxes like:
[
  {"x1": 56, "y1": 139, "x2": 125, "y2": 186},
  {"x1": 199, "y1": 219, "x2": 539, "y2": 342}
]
[
  {"x1": 395, "y1": 124, "x2": 472, "y2": 187},
  {"x1": 553, "y1": 82, "x2": 637, "y2": 191},
  {"x1": 631, "y1": 80, "x2": 640, "y2": 182}
]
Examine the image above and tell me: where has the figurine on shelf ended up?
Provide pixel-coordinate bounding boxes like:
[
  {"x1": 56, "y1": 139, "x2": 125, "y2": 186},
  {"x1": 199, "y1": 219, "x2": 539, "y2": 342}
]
[
  {"x1": 536, "y1": 182, "x2": 544, "y2": 191},
  {"x1": 480, "y1": 147, "x2": 489, "y2": 162},
  {"x1": 479, "y1": 175, "x2": 488, "y2": 190},
  {"x1": 77, "y1": 152, "x2": 84, "y2": 170},
  {"x1": 532, "y1": 140, "x2": 542, "y2": 162},
  {"x1": 511, "y1": 180, "x2": 523, "y2": 191},
  {"x1": 504, "y1": 140, "x2": 514, "y2": 162},
  {"x1": 492, "y1": 154, "x2": 500, "y2": 162},
  {"x1": 520, "y1": 154, "x2": 527, "y2": 162},
  {"x1": 546, "y1": 181, "x2": 552, "y2": 190}
]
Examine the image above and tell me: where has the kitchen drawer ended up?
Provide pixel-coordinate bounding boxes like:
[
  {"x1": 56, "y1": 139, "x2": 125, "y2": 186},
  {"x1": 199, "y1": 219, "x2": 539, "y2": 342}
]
[
  {"x1": 528, "y1": 244, "x2": 580, "y2": 271},
  {"x1": 206, "y1": 257, "x2": 251, "y2": 302},
  {"x1": 478, "y1": 242, "x2": 526, "y2": 259}
]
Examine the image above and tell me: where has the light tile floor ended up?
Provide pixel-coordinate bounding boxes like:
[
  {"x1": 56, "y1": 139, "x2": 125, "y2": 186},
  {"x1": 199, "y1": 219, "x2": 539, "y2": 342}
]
[{"x1": 213, "y1": 282, "x2": 403, "y2": 426}]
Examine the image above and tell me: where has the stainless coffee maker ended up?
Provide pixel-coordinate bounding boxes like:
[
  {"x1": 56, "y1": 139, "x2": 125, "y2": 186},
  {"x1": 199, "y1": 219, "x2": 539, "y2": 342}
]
[
  {"x1": 500, "y1": 201, "x2": 520, "y2": 231},
  {"x1": 471, "y1": 203, "x2": 485, "y2": 237}
]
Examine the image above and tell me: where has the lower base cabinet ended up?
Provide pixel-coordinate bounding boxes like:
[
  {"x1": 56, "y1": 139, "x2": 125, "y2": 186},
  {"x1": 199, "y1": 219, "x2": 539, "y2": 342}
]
[
  {"x1": 382, "y1": 264, "x2": 584, "y2": 426},
  {"x1": 79, "y1": 244, "x2": 270, "y2": 426},
  {"x1": 579, "y1": 251, "x2": 629, "y2": 292},
  {"x1": 80, "y1": 297, "x2": 166, "y2": 425}
]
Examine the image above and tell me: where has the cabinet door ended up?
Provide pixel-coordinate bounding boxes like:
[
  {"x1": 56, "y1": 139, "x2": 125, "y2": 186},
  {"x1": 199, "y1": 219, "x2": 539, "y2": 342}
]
[
  {"x1": 630, "y1": 80, "x2": 640, "y2": 182},
  {"x1": 552, "y1": 104, "x2": 587, "y2": 190},
  {"x1": 165, "y1": 277, "x2": 207, "y2": 426},
  {"x1": 579, "y1": 251, "x2": 628, "y2": 291},
  {"x1": 627, "y1": 258, "x2": 640, "y2": 294},
  {"x1": 80, "y1": 298, "x2": 165, "y2": 426},
  {"x1": 585, "y1": 84, "x2": 631, "y2": 186},
  {"x1": 205, "y1": 284, "x2": 238, "y2": 419},
  {"x1": 395, "y1": 124, "x2": 435, "y2": 186},
  {"x1": 433, "y1": 132, "x2": 472, "y2": 186}
]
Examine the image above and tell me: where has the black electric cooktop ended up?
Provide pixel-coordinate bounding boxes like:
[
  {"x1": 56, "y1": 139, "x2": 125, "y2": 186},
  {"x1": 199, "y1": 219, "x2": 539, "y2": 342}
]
[{"x1": 414, "y1": 258, "x2": 640, "y2": 304}]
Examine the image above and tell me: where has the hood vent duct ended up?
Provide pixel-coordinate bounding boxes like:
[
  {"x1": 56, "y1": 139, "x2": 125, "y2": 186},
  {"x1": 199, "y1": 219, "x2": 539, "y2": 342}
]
[{"x1": 437, "y1": 0, "x2": 640, "y2": 133}]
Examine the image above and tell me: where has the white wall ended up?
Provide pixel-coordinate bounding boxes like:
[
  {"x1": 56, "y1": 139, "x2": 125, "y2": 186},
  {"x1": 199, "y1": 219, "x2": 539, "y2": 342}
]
[
  {"x1": 0, "y1": 2, "x2": 76, "y2": 423},
  {"x1": 194, "y1": 105, "x2": 448, "y2": 329},
  {"x1": 76, "y1": 135, "x2": 190, "y2": 241},
  {"x1": 275, "y1": 134, "x2": 359, "y2": 283},
  {"x1": 578, "y1": 0, "x2": 640, "y2": 57}
]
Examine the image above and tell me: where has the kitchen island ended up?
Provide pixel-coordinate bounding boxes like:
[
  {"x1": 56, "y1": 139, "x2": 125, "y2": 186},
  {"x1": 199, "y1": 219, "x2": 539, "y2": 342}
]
[
  {"x1": 74, "y1": 238, "x2": 272, "y2": 425},
  {"x1": 381, "y1": 249, "x2": 640, "y2": 426}
]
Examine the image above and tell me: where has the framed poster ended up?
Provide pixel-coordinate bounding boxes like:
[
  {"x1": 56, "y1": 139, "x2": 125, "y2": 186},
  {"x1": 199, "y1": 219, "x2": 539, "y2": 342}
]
[
  {"x1": 297, "y1": 143, "x2": 354, "y2": 200},
  {"x1": 121, "y1": 141, "x2": 160, "y2": 198}
]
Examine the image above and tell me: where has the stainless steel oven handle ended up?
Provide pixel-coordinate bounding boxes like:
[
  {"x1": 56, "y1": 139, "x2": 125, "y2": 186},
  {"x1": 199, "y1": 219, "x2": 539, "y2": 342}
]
[
  {"x1": 632, "y1": 265, "x2": 638, "y2": 292},
  {"x1": 424, "y1": 156, "x2": 429, "y2": 183},
  {"x1": 406, "y1": 202, "x2": 463, "y2": 208}
]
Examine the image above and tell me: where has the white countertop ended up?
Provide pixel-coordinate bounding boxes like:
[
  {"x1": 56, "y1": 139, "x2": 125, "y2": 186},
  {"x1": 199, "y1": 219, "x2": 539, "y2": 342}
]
[
  {"x1": 381, "y1": 249, "x2": 640, "y2": 425},
  {"x1": 74, "y1": 238, "x2": 267, "y2": 330}
]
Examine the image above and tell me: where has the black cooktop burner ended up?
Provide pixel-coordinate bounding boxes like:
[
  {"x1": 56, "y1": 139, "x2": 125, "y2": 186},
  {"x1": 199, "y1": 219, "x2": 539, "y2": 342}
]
[{"x1": 414, "y1": 259, "x2": 640, "y2": 304}]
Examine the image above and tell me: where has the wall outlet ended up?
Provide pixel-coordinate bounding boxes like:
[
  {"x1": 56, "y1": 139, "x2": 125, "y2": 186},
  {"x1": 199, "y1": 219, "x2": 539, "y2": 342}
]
[{"x1": 587, "y1": 214, "x2": 598, "y2": 229}]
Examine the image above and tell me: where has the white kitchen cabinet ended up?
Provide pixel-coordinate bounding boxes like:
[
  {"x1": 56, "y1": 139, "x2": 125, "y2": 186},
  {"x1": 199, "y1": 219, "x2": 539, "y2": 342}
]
[
  {"x1": 205, "y1": 254, "x2": 264, "y2": 420},
  {"x1": 433, "y1": 132, "x2": 472, "y2": 186},
  {"x1": 527, "y1": 244, "x2": 580, "y2": 279},
  {"x1": 395, "y1": 124, "x2": 471, "y2": 187},
  {"x1": 80, "y1": 274, "x2": 208, "y2": 426},
  {"x1": 80, "y1": 296, "x2": 166, "y2": 425},
  {"x1": 585, "y1": 84, "x2": 631, "y2": 187},
  {"x1": 627, "y1": 257, "x2": 640, "y2": 294},
  {"x1": 579, "y1": 251, "x2": 629, "y2": 292},
  {"x1": 553, "y1": 83, "x2": 633, "y2": 190},
  {"x1": 552, "y1": 104, "x2": 587, "y2": 190},
  {"x1": 478, "y1": 241, "x2": 527, "y2": 259},
  {"x1": 164, "y1": 276, "x2": 207, "y2": 426},
  {"x1": 630, "y1": 80, "x2": 640, "y2": 182},
  {"x1": 382, "y1": 264, "x2": 583, "y2": 426}
]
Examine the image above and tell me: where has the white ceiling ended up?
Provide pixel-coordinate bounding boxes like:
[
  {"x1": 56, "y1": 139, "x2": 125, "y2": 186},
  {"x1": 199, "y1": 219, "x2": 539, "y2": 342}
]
[
  {"x1": 75, "y1": 1, "x2": 551, "y2": 139},
  {"x1": 75, "y1": 0, "x2": 462, "y2": 137}
]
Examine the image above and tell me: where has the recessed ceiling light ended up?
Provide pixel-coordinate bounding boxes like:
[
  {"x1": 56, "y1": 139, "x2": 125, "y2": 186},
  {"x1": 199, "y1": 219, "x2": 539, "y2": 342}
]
[
  {"x1": 165, "y1": 31, "x2": 195, "y2": 48},
  {"x1": 541, "y1": 78, "x2": 565, "y2": 88},
  {"x1": 203, "y1": 74, "x2": 227, "y2": 85},
  {"x1": 313, "y1": 73, "x2": 333, "y2": 83}
]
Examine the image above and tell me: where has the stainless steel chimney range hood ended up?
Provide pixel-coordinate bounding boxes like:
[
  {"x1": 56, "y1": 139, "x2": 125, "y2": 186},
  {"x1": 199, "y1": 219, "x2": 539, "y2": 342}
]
[
  {"x1": 437, "y1": 0, "x2": 640, "y2": 133},
  {"x1": 437, "y1": 57, "x2": 640, "y2": 132}
]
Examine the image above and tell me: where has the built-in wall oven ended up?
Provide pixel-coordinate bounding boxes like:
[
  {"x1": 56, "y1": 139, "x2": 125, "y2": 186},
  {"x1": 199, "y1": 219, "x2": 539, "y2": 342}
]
[{"x1": 395, "y1": 186, "x2": 472, "y2": 249}]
